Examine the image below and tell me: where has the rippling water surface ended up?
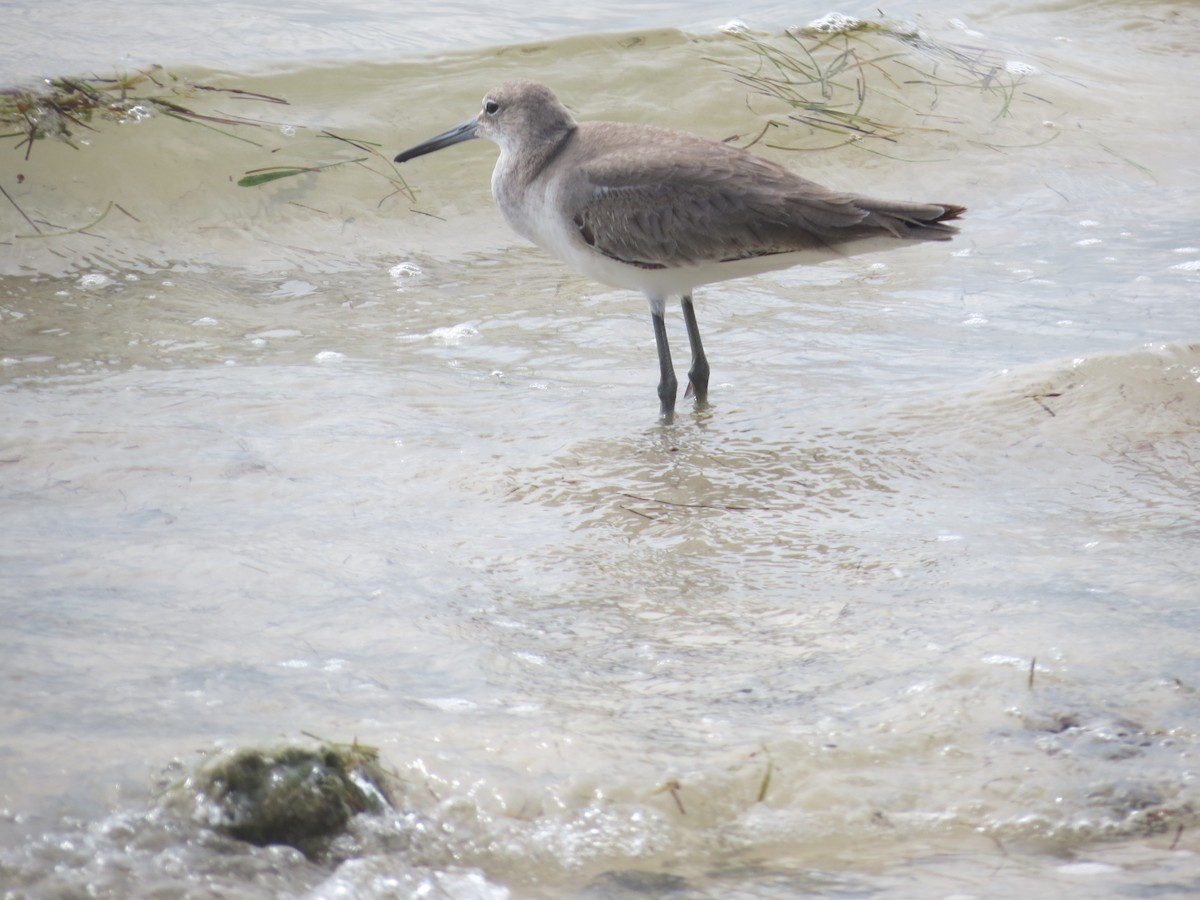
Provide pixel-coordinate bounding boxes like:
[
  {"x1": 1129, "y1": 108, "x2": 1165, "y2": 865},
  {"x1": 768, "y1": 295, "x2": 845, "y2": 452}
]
[{"x1": 2, "y1": 1, "x2": 1200, "y2": 896}]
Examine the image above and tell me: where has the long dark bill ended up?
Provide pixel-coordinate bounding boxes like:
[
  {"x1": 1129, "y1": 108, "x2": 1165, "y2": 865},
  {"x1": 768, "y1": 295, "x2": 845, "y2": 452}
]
[{"x1": 394, "y1": 119, "x2": 479, "y2": 163}]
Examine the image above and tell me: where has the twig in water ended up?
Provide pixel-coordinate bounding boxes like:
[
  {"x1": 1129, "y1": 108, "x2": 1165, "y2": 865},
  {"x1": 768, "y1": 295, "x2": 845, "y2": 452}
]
[
  {"x1": 1028, "y1": 393, "x2": 1061, "y2": 417},
  {"x1": 653, "y1": 779, "x2": 686, "y2": 815},
  {"x1": 757, "y1": 757, "x2": 773, "y2": 802},
  {"x1": 0, "y1": 183, "x2": 41, "y2": 233},
  {"x1": 16, "y1": 200, "x2": 114, "y2": 238}
]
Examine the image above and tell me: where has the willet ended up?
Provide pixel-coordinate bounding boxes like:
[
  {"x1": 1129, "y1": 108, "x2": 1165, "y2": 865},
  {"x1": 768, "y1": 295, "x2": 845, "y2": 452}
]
[{"x1": 395, "y1": 80, "x2": 964, "y2": 421}]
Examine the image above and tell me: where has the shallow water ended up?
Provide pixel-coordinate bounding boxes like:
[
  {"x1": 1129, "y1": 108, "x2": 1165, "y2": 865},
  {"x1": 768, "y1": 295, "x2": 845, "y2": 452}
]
[{"x1": 3, "y1": 1, "x2": 1200, "y2": 897}]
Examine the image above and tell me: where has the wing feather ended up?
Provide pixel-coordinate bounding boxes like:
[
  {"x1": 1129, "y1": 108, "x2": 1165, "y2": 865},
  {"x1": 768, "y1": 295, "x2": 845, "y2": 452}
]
[{"x1": 563, "y1": 124, "x2": 960, "y2": 269}]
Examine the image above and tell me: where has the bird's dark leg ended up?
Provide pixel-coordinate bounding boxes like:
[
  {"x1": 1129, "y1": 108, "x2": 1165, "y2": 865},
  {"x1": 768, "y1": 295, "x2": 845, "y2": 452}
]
[
  {"x1": 651, "y1": 308, "x2": 677, "y2": 422},
  {"x1": 681, "y1": 293, "x2": 709, "y2": 407}
]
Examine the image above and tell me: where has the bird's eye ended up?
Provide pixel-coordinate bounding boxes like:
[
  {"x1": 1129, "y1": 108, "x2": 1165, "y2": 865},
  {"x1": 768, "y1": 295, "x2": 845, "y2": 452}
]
[{"x1": 483, "y1": 99, "x2": 500, "y2": 115}]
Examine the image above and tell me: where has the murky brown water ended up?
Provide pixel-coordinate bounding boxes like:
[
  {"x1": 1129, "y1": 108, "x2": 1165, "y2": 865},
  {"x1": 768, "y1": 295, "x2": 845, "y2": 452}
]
[{"x1": 3, "y1": 2, "x2": 1200, "y2": 896}]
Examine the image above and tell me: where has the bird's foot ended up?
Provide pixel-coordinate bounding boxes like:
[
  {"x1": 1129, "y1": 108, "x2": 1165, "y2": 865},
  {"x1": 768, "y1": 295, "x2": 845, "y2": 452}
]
[{"x1": 684, "y1": 380, "x2": 709, "y2": 408}]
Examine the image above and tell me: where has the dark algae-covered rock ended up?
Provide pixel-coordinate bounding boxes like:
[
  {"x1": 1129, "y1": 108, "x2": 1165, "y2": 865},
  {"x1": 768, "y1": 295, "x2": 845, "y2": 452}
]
[{"x1": 193, "y1": 743, "x2": 393, "y2": 859}]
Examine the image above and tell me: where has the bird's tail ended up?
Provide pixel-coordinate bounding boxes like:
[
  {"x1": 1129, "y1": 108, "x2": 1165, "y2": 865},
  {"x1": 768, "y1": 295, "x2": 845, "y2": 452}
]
[{"x1": 862, "y1": 200, "x2": 966, "y2": 240}]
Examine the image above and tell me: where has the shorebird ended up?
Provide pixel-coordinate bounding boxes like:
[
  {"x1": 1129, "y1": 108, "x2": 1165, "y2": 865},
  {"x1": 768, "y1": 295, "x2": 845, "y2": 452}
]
[{"x1": 395, "y1": 80, "x2": 964, "y2": 421}]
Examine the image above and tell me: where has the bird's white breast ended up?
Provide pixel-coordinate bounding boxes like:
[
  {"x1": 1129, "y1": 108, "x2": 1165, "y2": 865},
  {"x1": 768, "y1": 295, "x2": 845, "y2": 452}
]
[{"x1": 491, "y1": 153, "x2": 700, "y2": 301}]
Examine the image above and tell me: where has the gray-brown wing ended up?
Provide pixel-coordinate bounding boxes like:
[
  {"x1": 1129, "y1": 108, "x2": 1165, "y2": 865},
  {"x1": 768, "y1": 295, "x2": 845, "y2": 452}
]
[{"x1": 566, "y1": 134, "x2": 960, "y2": 269}]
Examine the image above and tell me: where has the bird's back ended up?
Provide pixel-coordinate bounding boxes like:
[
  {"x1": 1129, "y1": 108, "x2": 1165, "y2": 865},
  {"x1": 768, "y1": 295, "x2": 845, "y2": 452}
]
[{"x1": 551, "y1": 121, "x2": 962, "y2": 271}]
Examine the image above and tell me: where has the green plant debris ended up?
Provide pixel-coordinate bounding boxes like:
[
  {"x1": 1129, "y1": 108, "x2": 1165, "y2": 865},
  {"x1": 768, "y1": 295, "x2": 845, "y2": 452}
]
[
  {"x1": 236, "y1": 131, "x2": 415, "y2": 205},
  {"x1": 237, "y1": 167, "x2": 317, "y2": 188},
  {"x1": 1, "y1": 65, "x2": 418, "y2": 241},
  {"x1": 322, "y1": 130, "x2": 417, "y2": 205},
  {"x1": 712, "y1": 14, "x2": 1054, "y2": 155},
  {"x1": 0, "y1": 66, "x2": 284, "y2": 159},
  {"x1": 237, "y1": 158, "x2": 369, "y2": 188}
]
